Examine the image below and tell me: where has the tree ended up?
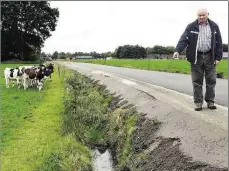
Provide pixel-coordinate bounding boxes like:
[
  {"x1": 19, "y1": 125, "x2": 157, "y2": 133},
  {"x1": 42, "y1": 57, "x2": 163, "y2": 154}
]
[
  {"x1": 114, "y1": 45, "x2": 146, "y2": 59},
  {"x1": 146, "y1": 47, "x2": 154, "y2": 54},
  {"x1": 152, "y1": 45, "x2": 165, "y2": 55},
  {"x1": 164, "y1": 46, "x2": 175, "y2": 54},
  {"x1": 114, "y1": 46, "x2": 122, "y2": 58},
  {"x1": 41, "y1": 52, "x2": 46, "y2": 58},
  {"x1": 104, "y1": 51, "x2": 112, "y2": 57},
  {"x1": 1, "y1": 1, "x2": 59, "y2": 61},
  {"x1": 52, "y1": 51, "x2": 58, "y2": 60},
  {"x1": 58, "y1": 52, "x2": 66, "y2": 59},
  {"x1": 111, "y1": 52, "x2": 116, "y2": 57}
]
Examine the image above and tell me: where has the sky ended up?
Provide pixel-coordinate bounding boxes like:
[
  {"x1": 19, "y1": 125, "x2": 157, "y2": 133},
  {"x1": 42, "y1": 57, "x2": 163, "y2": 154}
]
[{"x1": 42, "y1": 1, "x2": 228, "y2": 54}]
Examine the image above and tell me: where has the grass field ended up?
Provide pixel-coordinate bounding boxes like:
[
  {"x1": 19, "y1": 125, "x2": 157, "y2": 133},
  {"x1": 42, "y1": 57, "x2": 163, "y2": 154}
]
[
  {"x1": 74, "y1": 59, "x2": 228, "y2": 78},
  {"x1": 1, "y1": 64, "x2": 92, "y2": 170}
]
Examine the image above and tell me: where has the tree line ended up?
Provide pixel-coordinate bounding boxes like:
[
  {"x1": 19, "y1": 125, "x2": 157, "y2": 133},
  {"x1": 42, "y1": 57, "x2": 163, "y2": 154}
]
[
  {"x1": 46, "y1": 43, "x2": 228, "y2": 60},
  {"x1": 46, "y1": 45, "x2": 178, "y2": 60}
]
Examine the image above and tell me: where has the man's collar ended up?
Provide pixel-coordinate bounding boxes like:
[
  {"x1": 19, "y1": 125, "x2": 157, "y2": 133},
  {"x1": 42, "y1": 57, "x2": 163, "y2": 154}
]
[{"x1": 198, "y1": 19, "x2": 209, "y2": 25}]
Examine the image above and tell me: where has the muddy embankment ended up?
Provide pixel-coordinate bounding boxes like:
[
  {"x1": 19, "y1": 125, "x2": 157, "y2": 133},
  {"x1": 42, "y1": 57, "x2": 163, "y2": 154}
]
[{"x1": 59, "y1": 66, "x2": 227, "y2": 171}]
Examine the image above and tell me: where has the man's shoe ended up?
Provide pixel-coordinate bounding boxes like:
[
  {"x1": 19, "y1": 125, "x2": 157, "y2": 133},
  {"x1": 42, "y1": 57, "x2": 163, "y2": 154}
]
[
  {"x1": 207, "y1": 102, "x2": 217, "y2": 110},
  {"x1": 195, "y1": 103, "x2": 202, "y2": 111}
]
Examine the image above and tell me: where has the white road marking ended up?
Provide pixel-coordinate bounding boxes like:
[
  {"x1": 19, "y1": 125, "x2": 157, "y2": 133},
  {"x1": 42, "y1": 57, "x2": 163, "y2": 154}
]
[{"x1": 121, "y1": 79, "x2": 137, "y2": 85}]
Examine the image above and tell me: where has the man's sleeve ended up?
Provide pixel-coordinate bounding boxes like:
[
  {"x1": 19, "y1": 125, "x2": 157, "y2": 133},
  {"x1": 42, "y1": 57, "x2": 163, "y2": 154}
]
[
  {"x1": 215, "y1": 25, "x2": 223, "y2": 61},
  {"x1": 174, "y1": 24, "x2": 190, "y2": 54}
]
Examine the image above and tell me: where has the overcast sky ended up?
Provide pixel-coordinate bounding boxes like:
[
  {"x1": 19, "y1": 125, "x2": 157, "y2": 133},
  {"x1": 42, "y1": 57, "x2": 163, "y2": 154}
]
[{"x1": 42, "y1": 1, "x2": 228, "y2": 54}]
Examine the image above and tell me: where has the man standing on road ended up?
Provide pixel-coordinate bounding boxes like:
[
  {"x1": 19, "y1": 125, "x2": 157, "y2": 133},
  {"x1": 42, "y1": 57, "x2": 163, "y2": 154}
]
[{"x1": 173, "y1": 8, "x2": 223, "y2": 111}]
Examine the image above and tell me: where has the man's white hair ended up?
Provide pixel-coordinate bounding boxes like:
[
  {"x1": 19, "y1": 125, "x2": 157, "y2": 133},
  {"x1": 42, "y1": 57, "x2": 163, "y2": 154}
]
[{"x1": 197, "y1": 8, "x2": 209, "y2": 15}]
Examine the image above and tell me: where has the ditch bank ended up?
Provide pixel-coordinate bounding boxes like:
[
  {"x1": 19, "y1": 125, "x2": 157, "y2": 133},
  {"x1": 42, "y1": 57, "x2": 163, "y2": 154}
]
[{"x1": 59, "y1": 65, "x2": 227, "y2": 171}]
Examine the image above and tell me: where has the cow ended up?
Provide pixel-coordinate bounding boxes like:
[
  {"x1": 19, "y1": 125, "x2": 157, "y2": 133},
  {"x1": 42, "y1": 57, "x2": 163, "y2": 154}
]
[
  {"x1": 43, "y1": 63, "x2": 54, "y2": 81},
  {"x1": 19, "y1": 65, "x2": 37, "y2": 87},
  {"x1": 35, "y1": 66, "x2": 46, "y2": 91},
  {"x1": 4, "y1": 67, "x2": 23, "y2": 88},
  {"x1": 22, "y1": 66, "x2": 46, "y2": 91},
  {"x1": 19, "y1": 65, "x2": 36, "y2": 70}
]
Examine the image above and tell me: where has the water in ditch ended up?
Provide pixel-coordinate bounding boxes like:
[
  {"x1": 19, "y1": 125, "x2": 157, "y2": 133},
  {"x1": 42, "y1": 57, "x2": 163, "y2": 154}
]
[{"x1": 93, "y1": 148, "x2": 114, "y2": 171}]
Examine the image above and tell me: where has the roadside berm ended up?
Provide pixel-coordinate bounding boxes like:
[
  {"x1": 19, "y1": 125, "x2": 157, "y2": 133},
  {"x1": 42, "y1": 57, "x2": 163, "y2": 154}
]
[{"x1": 58, "y1": 62, "x2": 228, "y2": 171}]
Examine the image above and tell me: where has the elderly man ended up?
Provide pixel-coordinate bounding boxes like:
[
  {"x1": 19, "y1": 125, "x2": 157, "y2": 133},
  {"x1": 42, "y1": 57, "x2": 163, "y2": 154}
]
[{"x1": 173, "y1": 8, "x2": 223, "y2": 111}]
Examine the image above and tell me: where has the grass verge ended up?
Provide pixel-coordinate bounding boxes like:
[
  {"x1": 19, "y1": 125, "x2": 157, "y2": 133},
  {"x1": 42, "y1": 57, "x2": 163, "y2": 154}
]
[
  {"x1": 1, "y1": 64, "x2": 92, "y2": 171},
  {"x1": 73, "y1": 59, "x2": 228, "y2": 78}
]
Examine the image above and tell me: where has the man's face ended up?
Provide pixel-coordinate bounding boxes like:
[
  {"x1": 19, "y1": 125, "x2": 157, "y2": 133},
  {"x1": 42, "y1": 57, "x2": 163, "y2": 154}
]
[{"x1": 197, "y1": 9, "x2": 208, "y2": 24}]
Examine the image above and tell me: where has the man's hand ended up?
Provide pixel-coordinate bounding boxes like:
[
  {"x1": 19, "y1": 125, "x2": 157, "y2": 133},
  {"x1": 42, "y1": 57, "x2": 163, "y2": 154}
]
[
  {"x1": 173, "y1": 52, "x2": 179, "y2": 59},
  {"x1": 215, "y1": 60, "x2": 220, "y2": 65}
]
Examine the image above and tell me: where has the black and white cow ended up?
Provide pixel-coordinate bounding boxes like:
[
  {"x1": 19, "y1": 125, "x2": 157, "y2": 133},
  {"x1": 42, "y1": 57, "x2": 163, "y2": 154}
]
[
  {"x1": 19, "y1": 65, "x2": 37, "y2": 87},
  {"x1": 22, "y1": 66, "x2": 46, "y2": 91},
  {"x1": 4, "y1": 67, "x2": 23, "y2": 88}
]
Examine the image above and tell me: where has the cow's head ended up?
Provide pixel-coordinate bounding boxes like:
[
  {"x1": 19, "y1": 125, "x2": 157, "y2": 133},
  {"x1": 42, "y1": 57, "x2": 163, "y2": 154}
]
[
  {"x1": 46, "y1": 63, "x2": 54, "y2": 73},
  {"x1": 38, "y1": 66, "x2": 46, "y2": 76},
  {"x1": 16, "y1": 68, "x2": 23, "y2": 76}
]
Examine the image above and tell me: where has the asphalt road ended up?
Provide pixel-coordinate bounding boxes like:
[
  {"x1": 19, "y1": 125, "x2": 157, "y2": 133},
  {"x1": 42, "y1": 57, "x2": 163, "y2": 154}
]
[{"x1": 65, "y1": 62, "x2": 228, "y2": 107}]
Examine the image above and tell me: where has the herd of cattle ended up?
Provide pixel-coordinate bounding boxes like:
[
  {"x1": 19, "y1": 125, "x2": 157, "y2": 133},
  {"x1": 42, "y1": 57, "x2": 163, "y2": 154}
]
[{"x1": 4, "y1": 63, "x2": 54, "y2": 91}]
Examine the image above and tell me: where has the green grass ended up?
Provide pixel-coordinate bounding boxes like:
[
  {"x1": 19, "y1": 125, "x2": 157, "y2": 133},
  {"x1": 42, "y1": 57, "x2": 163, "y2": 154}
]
[
  {"x1": 118, "y1": 115, "x2": 138, "y2": 167},
  {"x1": 61, "y1": 71, "x2": 110, "y2": 145},
  {"x1": 1, "y1": 64, "x2": 92, "y2": 171},
  {"x1": 1, "y1": 64, "x2": 40, "y2": 148},
  {"x1": 74, "y1": 59, "x2": 228, "y2": 78}
]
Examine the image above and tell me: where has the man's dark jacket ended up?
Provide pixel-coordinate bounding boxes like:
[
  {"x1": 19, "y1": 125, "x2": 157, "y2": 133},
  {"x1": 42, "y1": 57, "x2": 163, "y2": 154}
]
[{"x1": 175, "y1": 19, "x2": 223, "y2": 64}]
